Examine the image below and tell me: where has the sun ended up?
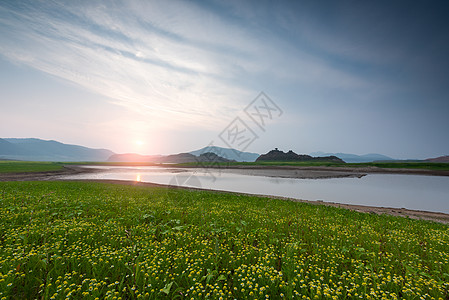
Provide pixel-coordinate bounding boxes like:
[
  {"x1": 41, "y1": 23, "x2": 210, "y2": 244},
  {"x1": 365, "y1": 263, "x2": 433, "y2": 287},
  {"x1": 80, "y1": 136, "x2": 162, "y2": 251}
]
[{"x1": 135, "y1": 140, "x2": 144, "y2": 146}]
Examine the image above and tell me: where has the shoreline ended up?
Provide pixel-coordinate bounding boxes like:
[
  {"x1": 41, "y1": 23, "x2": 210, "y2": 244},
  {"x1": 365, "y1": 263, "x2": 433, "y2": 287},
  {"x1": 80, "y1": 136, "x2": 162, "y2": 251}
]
[
  {"x1": 0, "y1": 166, "x2": 100, "y2": 181},
  {"x1": 1, "y1": 166, "x2": 448, "y2": 224},
  {"x1": 175, "y1": 164, "x2": 449, "y2": 177},
  {"x1": 72, "y1": 179, "x2": 449, "y2": 224}
]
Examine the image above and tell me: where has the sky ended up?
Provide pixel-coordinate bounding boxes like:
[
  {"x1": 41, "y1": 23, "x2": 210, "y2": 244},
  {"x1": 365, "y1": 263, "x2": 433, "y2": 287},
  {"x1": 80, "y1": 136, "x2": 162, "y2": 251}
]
[{"x1": 1, "y1": 0, "x2": 448, "y2": 159}]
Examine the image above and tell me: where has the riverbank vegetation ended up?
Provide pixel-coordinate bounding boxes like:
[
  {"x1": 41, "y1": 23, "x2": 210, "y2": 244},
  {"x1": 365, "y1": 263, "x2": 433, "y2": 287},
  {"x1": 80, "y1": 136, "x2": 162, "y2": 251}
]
[
  {"x1": 0, "y1": 181, "x2": 448, "y2": 299},
  {"x1": 0, "y1": 161, "x2": 63, "y2": 173},
  {"x1": 2, "y1": 160, "x2": 449, "y2": 173}
]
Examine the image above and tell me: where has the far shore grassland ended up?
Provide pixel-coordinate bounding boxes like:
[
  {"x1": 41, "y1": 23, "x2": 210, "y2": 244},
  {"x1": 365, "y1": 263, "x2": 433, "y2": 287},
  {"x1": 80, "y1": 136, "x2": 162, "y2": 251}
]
[
  {"x1": 2, "y1": 160, "x2": 449, "y2": 174},
  {"x1": 67, "y1": 160, "x2": 449, "y2": 172},
  {"x1": 0, "y1": 181, "x2": 448, "y2": 299},
  {"x1": 0, "y1": 161, "x2": 64, "y2": 173}
]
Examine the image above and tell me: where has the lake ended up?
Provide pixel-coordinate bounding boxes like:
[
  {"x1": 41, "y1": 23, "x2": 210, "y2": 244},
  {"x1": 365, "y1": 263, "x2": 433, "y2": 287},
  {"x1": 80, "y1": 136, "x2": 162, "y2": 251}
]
[{"x1": 59, "y1": 166, "x2": 449, "y2": 214}]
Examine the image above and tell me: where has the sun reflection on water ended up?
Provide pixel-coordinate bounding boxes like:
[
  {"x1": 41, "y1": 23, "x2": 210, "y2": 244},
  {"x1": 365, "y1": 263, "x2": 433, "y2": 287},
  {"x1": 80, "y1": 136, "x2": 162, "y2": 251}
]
[{"x1": 136, "y1": 174, "x2": 141, "y2": 182}]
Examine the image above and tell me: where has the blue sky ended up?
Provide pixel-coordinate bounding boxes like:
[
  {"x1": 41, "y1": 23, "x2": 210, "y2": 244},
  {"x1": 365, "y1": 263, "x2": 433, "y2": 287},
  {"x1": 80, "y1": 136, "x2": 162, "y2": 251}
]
[{"x1": 1, "y1": 0, "x2": 448, "y2": 159}]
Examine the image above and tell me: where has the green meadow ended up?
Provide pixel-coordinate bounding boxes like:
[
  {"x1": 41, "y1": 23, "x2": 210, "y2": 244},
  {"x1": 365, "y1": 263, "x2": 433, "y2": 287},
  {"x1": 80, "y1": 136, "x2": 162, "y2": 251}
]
[
  {"x1": 1, "y1": 160, "x2": 448, "y2": 174},
  {"x1": 0, "y1": 161, "x2": 64, "y2": 173},
  {"x1": 0, "y1": 181, "x2": 448, "y2": 299}
]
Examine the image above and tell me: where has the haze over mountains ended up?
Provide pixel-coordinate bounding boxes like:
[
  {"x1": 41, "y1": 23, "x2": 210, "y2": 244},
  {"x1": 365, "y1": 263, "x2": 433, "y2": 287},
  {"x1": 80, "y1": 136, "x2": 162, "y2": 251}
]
[
  {"x1": 257, "y1": 149, "x2": 344, "y2": 163},
  {"x1": 107, "y1": 146, "x2": 258, "y2": 163},
  {"x1": 1, "y1": 138, "x2": 446, "y2": 163},
  {"x1": 310, "y1": 152, "x2": 394, "y2": 163},
  {"x1": 189, "y1": 146, "x2": 259, "y2": 162},
  {"x1": 107, "y1": 152, "x2": 235, "y2": 164},
  {"x1": 0, "y1": 138, "x2": 113, "y2": 161}
]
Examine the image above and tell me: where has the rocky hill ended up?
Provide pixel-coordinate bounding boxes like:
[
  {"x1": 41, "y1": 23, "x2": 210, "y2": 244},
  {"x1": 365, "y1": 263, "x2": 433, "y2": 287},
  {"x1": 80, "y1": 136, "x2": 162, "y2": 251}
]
[
  {"x1": 197, "y1": 152, "x2": 235, "y2": 163},
  {"x1": 256, "y1": 148, "x2": 345, "y2": 163},
  {"x1": 189, "y1": 146, "x2": 259, "y2": 162}
]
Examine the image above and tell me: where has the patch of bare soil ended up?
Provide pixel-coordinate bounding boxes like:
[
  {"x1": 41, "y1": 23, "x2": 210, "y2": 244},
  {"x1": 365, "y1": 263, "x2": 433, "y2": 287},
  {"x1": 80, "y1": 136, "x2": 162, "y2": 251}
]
[{"x1": 0, "y1": 166, "x2": 98, "y2": 181}]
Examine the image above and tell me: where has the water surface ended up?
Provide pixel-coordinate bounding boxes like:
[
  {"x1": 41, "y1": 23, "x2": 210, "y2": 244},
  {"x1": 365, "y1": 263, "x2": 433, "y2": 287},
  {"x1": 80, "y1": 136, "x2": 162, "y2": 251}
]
[{"x1": 60, "y1": 166, "x2": 449, "y2": 214}]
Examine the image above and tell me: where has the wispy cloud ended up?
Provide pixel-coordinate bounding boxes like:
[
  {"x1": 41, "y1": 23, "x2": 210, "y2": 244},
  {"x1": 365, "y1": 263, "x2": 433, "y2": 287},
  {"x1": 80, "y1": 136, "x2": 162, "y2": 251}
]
[
  {"x1": 1, "y1": 0, "x2": 449, "y2": 157},
  {"x1": 0, "y1": 1, "x2": 250, "y2": 127},
  {"x1": 0, "y1": 0, "x2": 377, "y2": 130}
]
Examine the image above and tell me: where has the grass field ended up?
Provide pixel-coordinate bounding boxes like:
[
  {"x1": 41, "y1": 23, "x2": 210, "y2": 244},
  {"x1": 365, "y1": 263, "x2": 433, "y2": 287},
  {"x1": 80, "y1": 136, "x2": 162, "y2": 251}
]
[
  {"x1": 1, "y1": 159, "x2": 449, "y2": 175},
  {"x1": 0, "y1": 181, "x2": 448, "y2": 299},
  {"x1": 2, "y1": 160, "x2": 447, "y2": 174},
  {"x1": 0, "y1": 161, "x2": 64, "y2": 173},
  {"x1": 345, "y1": 162, "x2": 449, "y2": 171}
]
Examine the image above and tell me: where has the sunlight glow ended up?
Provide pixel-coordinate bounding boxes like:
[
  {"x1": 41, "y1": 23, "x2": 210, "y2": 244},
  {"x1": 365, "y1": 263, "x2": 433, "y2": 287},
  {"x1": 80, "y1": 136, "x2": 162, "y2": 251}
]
[{"x1": 136, "y1": 174, "x2": 141, "y2": 182}]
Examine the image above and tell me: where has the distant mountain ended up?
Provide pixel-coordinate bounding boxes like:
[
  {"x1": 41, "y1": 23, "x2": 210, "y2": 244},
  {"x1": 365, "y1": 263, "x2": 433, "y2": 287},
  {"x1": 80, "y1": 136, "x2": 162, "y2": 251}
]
[
  {"x1": 189, "y1": 146, "x2": 259, "y2": 162},
  {"x1": 257, "y1": 148, "x2": 344, "y2": 163},
  {"x1": 108, "y1": 153, "x2": 198, "y2": 163},
  {"x1": 107, "y1": 153, "x2": 163, "y2": 163},
  {"x1": 108, "y1": 151, "x2": 234, "y2": 163},
  {"x1": 197, "y1": 152, "x2": 235, "y2": 163},
  {"x1": 425, "y1": 155, "x2": 449, "y2": 163},
  {"x1": 0, "y1": 138, "x2": 114, "y2": 161},
  {"x1": 0, "y1": 138, "x2": 20, "y2": 155},
  {"x1": 310, "y1": 151, "x2": 394, "y2": 163}
]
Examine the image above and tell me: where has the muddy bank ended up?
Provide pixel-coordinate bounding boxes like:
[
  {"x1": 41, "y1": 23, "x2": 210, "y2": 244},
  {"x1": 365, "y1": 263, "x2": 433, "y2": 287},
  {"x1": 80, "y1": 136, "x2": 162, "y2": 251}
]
[
  {"x1": 178, "y1": 164, "x2": 449, "y2": 177},
  {"x1": 219, "y1": 168, "x2": 365, "y2": 179},
  {"x1": 0, "y1": 166, "x2": 98, "y2": 181}
]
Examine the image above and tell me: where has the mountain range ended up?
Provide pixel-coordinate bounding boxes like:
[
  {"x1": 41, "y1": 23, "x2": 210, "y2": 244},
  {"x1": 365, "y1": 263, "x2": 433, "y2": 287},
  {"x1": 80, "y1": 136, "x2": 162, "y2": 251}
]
[
  {"x1": 0, "y1": 138, "x2": 113, "y2": 161},
  {"x1": 0, "y1": 138, "x2": 250, "y2": 163},
  {"x1": 107, "y1": 151, "x2": 235, "y2": 164},
  {"x1": 189, "y1": 146, "x2": 259, "y2": 162},
  {"x1": 108, "y1": 146, "x2": 258, "y2": 163},
  {"x1": 310, "y1": 151, "x2": 394, "y2": 163},
  {"x1": 257, "y1": 149, "x2": 344, "y2": 163},
  {"x1": 1, "y1": 138, "x2": 446, "y2": 163}
]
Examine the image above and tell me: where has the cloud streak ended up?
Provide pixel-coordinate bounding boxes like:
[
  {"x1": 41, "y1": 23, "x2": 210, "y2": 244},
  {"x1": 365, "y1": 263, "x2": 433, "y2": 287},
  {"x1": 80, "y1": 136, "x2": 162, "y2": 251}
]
[
  {"x1": 1, "y1": 0, "x2": 448, "y2": 157},
  {"x1": 0, "y1": 0, "x2": 378, "y2": 128}
]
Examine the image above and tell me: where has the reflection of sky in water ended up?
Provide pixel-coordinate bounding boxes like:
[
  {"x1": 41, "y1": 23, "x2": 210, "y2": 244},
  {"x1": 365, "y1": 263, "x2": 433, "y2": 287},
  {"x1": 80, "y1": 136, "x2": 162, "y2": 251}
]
[{"x1": 60, "y1": 167, "x2": 449, "y2": 214}]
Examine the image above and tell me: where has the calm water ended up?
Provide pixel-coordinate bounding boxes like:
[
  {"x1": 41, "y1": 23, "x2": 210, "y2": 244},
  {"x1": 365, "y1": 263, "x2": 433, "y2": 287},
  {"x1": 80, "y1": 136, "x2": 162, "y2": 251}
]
[{"x1": 60, "y1": 166, "x2": 449, "y2": 214}]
